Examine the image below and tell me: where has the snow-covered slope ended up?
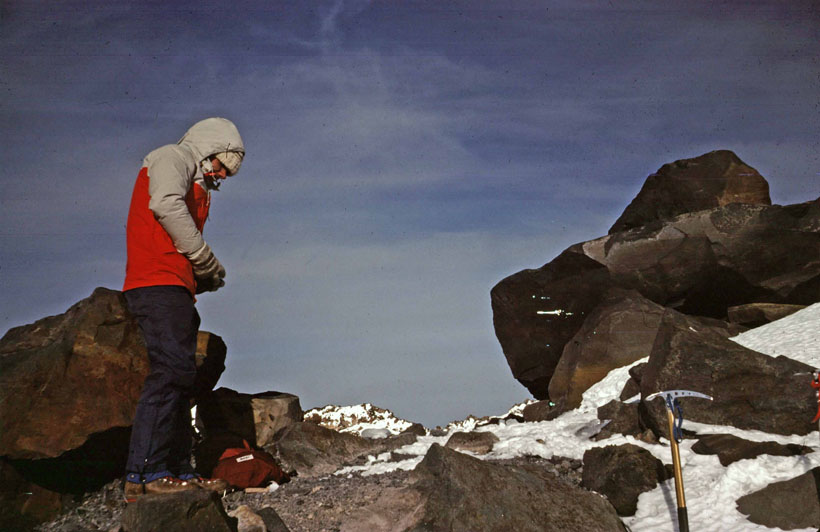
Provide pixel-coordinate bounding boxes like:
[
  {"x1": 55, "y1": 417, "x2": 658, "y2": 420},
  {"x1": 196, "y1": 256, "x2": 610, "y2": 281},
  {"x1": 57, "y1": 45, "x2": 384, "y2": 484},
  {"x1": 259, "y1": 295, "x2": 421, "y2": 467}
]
[
  {"x1": 332, "y1": 304, "x2": 820, "y2": 532},
  {"x1": 304, "y1": 403, "x2": 415, "y2": 435}
]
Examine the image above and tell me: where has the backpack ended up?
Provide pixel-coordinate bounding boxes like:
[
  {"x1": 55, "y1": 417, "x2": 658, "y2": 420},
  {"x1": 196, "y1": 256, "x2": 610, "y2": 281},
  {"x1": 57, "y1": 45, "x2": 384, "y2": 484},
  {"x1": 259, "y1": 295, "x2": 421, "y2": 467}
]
[{"x1": 211, "y1": 439, "x2": 290, "y2": 489}]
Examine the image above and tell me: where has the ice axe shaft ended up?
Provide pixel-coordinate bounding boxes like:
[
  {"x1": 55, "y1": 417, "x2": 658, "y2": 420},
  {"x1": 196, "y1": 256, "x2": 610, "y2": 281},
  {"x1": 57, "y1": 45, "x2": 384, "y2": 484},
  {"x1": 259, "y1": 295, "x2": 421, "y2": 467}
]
[{"x1": 646, "y1": 390, "x2": 713, "y2": 532}]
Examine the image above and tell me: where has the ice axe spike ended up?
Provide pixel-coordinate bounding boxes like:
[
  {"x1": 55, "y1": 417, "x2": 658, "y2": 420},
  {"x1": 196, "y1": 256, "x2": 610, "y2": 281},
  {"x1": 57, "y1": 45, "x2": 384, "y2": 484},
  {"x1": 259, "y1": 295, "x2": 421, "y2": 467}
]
[{"x1": 646, "y1": 389, "x2": 713, "y2": 532}]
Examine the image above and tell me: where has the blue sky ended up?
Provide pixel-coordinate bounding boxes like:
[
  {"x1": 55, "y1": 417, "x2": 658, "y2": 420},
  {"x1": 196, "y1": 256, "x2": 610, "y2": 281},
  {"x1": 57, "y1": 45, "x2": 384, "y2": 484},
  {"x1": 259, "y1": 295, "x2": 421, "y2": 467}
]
[{"x1": 1, "y1": 0, "x2": 818, "y2": 427}]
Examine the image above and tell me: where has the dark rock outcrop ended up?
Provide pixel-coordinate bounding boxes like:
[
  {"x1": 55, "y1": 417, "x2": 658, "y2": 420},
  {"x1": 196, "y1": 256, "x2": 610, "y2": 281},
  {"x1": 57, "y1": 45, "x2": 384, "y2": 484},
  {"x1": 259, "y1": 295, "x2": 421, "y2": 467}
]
[
  {"x1": 637, "y1": 310, "x2": 815, "y2": 436},
  {"x1": 196, "y1": 387, "x2": 303, "y2": 449},
  {"x1": 594, "y1": 400, "x2": 645, "y2": 440},
  {"x1": 0, "y1": 288, "x2": 227, "y2": 529},
  {"x1": 736, "y1": 468, "x2": 820, "y2": 530},
  {"x1": 444, "y1": 431, "x2": 499, "y2": 454},
  {"x1": 549, "y1": 289, "x2": 665, "y2": 409},
  {"x1": 610, "y1": 150, "x2": 771, "y2": 233},
  {"x1": 726, "y1": 302, "x2": 805, "y2": 327},
  {"x1": 347, "y1": 443, "x2": 626, "y2": 531},
  {"x1": 691, "y1": 434, "x2": 812, "y2": 466},
  {"x1": 272, "y1": 422, "x2": 416, "y2": 478},
  {"x1": 493, "y1": 199, "x2": 819, "y2": 399},
  {"x1": 582, "y1": 444, "x2": 672, "y2": 516},
  {"x1": 121, "y1": 490, "x2": 238, "y2": 532}
]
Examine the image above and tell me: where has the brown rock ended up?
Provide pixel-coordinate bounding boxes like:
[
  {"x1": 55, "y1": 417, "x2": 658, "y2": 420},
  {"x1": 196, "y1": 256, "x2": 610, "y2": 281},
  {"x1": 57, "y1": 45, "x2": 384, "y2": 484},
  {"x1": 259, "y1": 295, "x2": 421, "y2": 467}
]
[
  {"x1": 691, "y1": 433, "x2": 812, "y2": 466},
  {"x1": 549, "y1": 289, "x2": 664, "y2": 409},
  {"x1": 196, "y1": 387, "x2": 303, "y2": 449},
  {"x1": 736, "y1": 468, "x2": 820, "y2": 529},
  {"x1": 638, "y1": 309, "x2": 815, "y2": 436},
  {"x1": 610, "y1": 150, "x2": 770, "y2": 233},
  {"x1": 444, "y1": 431, "x2": 500, "y2": 454},
  {"x1": 727, "y1": 302, "x2": 806, "y2": 327},
  {"x1": 346, "y1": 443, "x2": 627, "y2": 531},
  {"x1": 594, "y1": 400, "x2": 644, "y2": 440},
  {"x1": 582, "y1": 444, "x2": 673, "y2": 516},
  {"x1": 493, "y1": 199, "x2": 819, "y2": 398},
  {"x1": 0, "y1": 288, "x2": 226, "y2": 460},
  {"x1": 121, "y1": 489, "x2": 238, "y2": 532}
]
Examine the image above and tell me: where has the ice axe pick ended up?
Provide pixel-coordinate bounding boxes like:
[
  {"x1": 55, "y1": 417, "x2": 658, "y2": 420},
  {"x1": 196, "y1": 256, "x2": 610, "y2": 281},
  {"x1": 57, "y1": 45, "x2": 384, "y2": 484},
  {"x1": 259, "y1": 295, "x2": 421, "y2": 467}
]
[{"x1": 646, "y1": 390, "x2": 713, "y2": 532}]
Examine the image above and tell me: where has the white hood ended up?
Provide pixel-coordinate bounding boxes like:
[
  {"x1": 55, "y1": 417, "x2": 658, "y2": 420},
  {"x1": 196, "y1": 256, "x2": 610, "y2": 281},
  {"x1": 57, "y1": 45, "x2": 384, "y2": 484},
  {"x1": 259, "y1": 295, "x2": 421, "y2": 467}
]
[{"x1": 178, "y1": 117, "x2": 245, "y2": 163}]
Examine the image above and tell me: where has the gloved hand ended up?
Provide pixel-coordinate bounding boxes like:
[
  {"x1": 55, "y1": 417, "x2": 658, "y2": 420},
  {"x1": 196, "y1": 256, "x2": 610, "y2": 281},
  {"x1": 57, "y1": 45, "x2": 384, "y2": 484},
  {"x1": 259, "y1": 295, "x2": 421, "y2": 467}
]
[{"x1": 189, "y1": 243, "x2": 226, "y2": 293}]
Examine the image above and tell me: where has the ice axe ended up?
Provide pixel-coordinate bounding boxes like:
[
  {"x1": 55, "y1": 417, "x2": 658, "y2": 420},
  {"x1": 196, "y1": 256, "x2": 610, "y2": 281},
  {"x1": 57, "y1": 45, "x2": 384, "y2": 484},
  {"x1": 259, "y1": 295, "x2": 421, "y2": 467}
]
[{"x1": 646, "y1": 390, "x2": 713, "y2": 532}]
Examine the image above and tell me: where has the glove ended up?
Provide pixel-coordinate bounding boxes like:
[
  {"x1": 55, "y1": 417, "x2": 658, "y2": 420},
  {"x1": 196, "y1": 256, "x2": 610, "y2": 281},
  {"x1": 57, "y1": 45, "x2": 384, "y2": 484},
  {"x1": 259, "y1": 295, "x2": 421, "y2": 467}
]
[{"x1": 189, "y1": 243, "x2": 226, "y2": 293}]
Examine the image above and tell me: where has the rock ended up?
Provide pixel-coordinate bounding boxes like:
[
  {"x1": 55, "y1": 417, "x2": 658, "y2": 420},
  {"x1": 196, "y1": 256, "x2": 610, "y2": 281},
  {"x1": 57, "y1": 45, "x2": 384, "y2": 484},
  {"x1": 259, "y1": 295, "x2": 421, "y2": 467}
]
[
  {"x1": 610, "y1": 150, "x2": 771, "y2": 233},
  {"x1": 581, "y1": 443, "x2": 672, "y2": 516},
  {"x1": 727, "y1": 302, "x2": 806, "y2": 327},
  {"x1": 197, "y1": 387, "x2": 303, "y2": 449},
  {"x1": 0, "y1": 287, "x2": 226, "y2": 461},
  {"x1": 491, "y1": 250, "x2": 613, "y2": 398},
  {"x1": 492, "y1": 198, "x2": 819, "y2": 399},
  {"x1": 549, "y1": 289, "x2": 665, "y2": 409},
  {"x1": 0, "y1": 288, "x2": 148, "y2": 460},
  {"x1": 444, "y1": 431, "x2": 500, "y2": 454},
  {"x1": 121, "y1": 490, "x2": 237, "y2": 532},
  {"x1": 272, "y1": 422, "x2": 414, "y2": 478},
  {"x1": 256, "y1": 507, "x2": 291, "y2": 531},
  {"x1": 637, "y1": 309, "x2": 815, "y2": 436},
  {"x1": 401, "y1": 423, "x2": 427, "y2": 436},
  {"x1": 594, "y1": 400, "x2": 644, "y2": 440},
  {"x1": 619, "y1": 377, "x2": 640, "y2": 401},
  {"x1": 691, "y1": 434, "x2": 812, "y2": 466},
  {"x1": 522, "y1": 399, "x2": 567, "y2": 421},
  {"x1": 228, "y1": 504, "x2": 266, "y2": 532},
  {"x1": 346, "y1": 443, "x2": 626, "y2": 531},
  {"x1": 736, "y1": 468, "x2": 820, "y2": 529}
]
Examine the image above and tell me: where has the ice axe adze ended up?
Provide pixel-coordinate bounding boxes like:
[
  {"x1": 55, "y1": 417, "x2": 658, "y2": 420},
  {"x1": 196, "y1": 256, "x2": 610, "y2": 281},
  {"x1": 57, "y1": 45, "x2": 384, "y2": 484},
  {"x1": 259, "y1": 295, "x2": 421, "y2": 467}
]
[{"x1": 646, "y1": 390, "x2": 713, "y2": 532}]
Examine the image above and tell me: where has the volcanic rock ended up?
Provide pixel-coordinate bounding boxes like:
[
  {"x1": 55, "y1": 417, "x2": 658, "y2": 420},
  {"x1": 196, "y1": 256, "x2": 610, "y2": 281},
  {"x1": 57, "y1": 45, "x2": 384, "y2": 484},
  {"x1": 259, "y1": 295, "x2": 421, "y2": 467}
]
[
  {"x1": 594, "y1": 400, "x2": 644, "y2": 440},
  {"x1": 549, "y1": 289, "x2": 665, "y2": 409},
  {"x1": 121, "y1": 489, "x2": 237, "y2": 532},
  {"x1": 196, "y1": 387, "x2": 303, "y2": 449},
  {"x1": 493, "y1": 199, "x2": 819, "y2": 399},
  {"x1": 736, "y1": 468, "x2": 820, "y2": 529},
  {"x1": 691, "y1": 433, "x2": 812, "y2": 466},
  {"x1": 346, "y1": 443, "x2": 626, "y2": 531},
  {"x1": 726, "y1": 302, "x2": 806, "y2": 327},
  {"x1": 637, "y1": 309, "x2": 815, "y2": 436},
  {"x1": 444, "y1": 431, "x2": 500, "y2": 454},
  {"x1": 272, "y1": 422, "x2": 415, "y2": 478},
  {"x1": 581, "y1": 444, "x2": 672, "y2": 516},
  {"x1": 0, "y1": 287, "x2": 227, "y2": 461},
  {"x1": 610, "y1": 149, "x2": 770, "y2": 233}
]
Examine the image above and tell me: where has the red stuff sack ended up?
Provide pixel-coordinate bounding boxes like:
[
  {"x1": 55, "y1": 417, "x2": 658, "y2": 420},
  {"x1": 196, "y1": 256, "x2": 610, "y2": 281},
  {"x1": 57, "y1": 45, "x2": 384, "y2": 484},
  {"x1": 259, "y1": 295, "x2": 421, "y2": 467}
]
[{"x1": 211, "y1": 440, "x2": 290, "y2": 489}]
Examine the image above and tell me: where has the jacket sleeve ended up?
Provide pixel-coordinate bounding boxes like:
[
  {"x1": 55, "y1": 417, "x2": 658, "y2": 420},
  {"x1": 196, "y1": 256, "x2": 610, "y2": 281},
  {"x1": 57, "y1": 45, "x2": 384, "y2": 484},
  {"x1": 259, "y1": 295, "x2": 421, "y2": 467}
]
[{"x1": 146, "y1": 146, "x2": 206, "y2": 257}]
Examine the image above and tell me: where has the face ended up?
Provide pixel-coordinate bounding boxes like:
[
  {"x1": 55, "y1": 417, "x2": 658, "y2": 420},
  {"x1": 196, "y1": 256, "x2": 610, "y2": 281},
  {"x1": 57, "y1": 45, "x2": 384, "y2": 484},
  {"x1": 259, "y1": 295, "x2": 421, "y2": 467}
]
[{"x1": 203, "y1": 157, "x2": 228, "y2": 189}]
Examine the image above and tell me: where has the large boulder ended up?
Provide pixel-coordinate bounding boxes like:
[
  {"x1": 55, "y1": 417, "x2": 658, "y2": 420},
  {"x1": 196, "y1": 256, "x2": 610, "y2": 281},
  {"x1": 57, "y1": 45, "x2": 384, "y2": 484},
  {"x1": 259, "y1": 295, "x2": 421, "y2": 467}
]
[
  {"x1": 549, "y1": 289, "x2": 665, "y2": 409},
  {"x1": 691, "y1": 434, "x2": 812, "y2": 466},
  {"x1": 273, "y1": 422, "x2": 416, "y2": 478},
  {"x1": 581, "y1": 444, "x2": 672, "y2": 516},
  {"x1": 610, "y1": 150, "x2": 770, "y2": 233},
  {"x1": 121, "y1": 490, "x2": 238, "y2": 532},
  {"x1": 735, "y1": 468, "x2": 820, "y2": 530},
  {"x1": 346, "y1": 443, "x2": 627, "y2": 531},
  {"x1": 0, "y1": 287, "x2": 227, "y2": 460},
  {"x1": 196, "y1": 387, "x2": 303, "y2": 449},
  {"x1": 492, "y1": 199, "x2": 819, "y2": 399},
  {"x1": 637, "y1": 309, "x2": 815, "y2": 436}
]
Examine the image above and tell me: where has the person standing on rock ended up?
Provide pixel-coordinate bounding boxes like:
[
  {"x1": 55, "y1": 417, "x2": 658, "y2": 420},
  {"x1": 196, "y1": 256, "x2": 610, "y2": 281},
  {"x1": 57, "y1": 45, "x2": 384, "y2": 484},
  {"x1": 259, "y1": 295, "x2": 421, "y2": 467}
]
[{"x1": 121, "y1": 117, "x2": 243, "y2": 501}]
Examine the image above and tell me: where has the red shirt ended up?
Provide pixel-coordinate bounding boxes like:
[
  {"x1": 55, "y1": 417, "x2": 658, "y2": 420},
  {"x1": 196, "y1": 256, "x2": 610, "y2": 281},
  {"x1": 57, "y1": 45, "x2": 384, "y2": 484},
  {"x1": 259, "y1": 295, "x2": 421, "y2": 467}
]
[{"x1": 123, "y1": 167, "x2": 210, "y2": 295}]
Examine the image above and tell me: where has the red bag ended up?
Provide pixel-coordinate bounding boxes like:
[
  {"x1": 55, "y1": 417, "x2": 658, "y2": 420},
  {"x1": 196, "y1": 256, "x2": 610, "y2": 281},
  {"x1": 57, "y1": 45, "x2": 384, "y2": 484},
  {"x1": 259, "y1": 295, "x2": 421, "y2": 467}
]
[{"x1": 211, "y1": 440, "x2": 290, "y2": 488}]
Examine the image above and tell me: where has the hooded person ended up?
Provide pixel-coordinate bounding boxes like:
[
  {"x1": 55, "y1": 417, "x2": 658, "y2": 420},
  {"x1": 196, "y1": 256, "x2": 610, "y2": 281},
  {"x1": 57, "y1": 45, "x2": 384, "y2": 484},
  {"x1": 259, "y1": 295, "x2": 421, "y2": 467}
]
[{"x1": 122, "y1": 117, "x2": 244, "y2": 501}]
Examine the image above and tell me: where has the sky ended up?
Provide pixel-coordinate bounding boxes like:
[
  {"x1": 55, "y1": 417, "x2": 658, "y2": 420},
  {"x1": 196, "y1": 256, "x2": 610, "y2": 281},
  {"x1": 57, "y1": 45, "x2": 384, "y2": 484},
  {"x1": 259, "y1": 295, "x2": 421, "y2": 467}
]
[{"x1": 1, "y1": 0, "x2": 818, "y2": 427}]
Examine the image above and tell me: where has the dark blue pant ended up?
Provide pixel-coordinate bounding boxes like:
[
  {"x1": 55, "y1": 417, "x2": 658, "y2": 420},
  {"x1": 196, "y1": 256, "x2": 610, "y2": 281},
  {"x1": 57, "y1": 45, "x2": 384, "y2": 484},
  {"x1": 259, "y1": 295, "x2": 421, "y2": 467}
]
[{"x1": 124, "y1": 286, "x2": 199, "y2": 477}]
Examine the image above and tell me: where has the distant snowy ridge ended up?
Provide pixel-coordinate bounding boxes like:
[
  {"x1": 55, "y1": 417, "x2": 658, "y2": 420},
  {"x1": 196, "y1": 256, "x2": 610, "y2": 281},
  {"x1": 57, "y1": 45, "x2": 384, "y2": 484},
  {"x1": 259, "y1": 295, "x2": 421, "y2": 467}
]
[
  {"x1": 304, "y1": 403, "x2": 415, "y2": 435},
  {"x1": 445, "y1": 399, "x2": 535, "y2": 432}
]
